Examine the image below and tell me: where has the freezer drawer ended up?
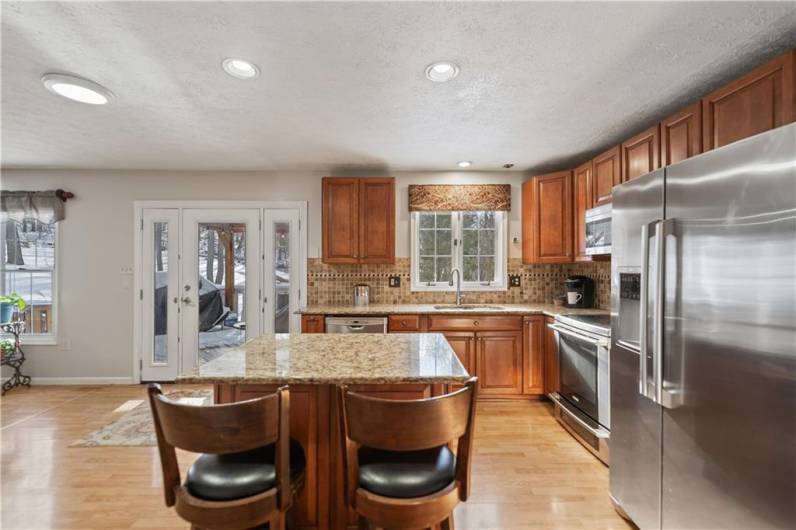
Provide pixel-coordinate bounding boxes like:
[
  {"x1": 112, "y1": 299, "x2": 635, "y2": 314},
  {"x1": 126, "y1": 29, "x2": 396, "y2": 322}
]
[{"x1": 325, "y1": 317, "x2": 387, "y2": 333}]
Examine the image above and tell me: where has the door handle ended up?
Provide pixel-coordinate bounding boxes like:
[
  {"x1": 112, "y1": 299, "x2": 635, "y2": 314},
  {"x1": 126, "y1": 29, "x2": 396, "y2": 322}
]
[
  {"x1": 182, "y1": 297, "x2": 192, "y2": 305},
  {"x1": 639, "y1": 219, "x2": 660, "y2": 401}
]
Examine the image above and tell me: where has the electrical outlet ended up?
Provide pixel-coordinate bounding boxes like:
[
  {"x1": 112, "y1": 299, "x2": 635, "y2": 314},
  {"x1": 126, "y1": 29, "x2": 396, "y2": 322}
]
[
  {"x1": 509, "y1": 274, "x2": 521, "y2": 287},
  {"x1": 388, "y1": 275, "x2": 401, "y2": 288},
  {"x1": 119, "y1": 266, "x2": 134, "y2": 275}
]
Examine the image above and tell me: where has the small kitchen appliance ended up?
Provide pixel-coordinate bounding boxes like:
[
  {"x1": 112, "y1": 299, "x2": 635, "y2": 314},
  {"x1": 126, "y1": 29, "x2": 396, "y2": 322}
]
[
  {"x1": 563, "y1": 276, "x2": 594, "y2": 308},
  {"x1": 353, "y1": 284, "x2": 370, "y2": 307}
]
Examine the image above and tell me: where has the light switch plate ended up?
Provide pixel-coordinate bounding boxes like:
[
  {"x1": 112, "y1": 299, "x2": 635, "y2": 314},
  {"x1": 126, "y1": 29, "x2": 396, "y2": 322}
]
[{"x1": 509, "y1": 274, "x2": 521, "y2": 287}]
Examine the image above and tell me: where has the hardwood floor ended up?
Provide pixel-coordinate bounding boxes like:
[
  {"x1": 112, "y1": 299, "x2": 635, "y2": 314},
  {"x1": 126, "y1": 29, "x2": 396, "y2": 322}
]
[{"x1": 1, "y1": 385, "x2": 632, "y2": 530}]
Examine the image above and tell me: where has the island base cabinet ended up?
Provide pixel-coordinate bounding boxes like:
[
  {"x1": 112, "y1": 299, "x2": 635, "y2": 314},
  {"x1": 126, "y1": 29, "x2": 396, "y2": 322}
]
[
  {"x1": 476, "y1": 330, "x2": 524, "y2": 396},
  {"x1": 214, "y1": 382, "x2": 448, "y2": 530},
  {"x1": 443, "y1": 332, "x2": 476, "y2": 390}
]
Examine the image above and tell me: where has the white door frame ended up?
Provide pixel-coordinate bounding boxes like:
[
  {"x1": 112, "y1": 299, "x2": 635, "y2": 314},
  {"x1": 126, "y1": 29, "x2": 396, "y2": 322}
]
[
  {"x1": 133, "y1": 201, "x2": 308, "y2": 383},
  {"x1": 263, "y1": 208, "x2": 302, "y2": 333}
]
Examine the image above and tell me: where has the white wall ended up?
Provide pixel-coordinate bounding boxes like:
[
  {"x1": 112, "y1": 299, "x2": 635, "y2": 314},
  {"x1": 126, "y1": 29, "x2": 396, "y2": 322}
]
[{"x1": 1, "y1": 169, "x2": 525, "y2": 380}]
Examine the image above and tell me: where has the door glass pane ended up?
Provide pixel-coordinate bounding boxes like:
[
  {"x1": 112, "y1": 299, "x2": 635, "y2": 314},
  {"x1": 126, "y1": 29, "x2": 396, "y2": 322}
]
[
  {"x1": 198, "y1": 223, "x2": 246, "y2": 363},
  {"x1": 273, "y1": 222, "x2": 290, "y2": 333},
  {"x1": 153, "y1": 222, "x2": 168, "y2": 364}
]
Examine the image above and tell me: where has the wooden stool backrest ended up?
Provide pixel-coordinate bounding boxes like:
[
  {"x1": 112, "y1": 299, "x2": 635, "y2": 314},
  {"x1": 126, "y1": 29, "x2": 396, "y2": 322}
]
[
  {"x1": 339, "y1": 378, "x2": 478, "y2": 502},
  {"x1": 147, "y1": 383, "x2": 291, "y2": 508}
]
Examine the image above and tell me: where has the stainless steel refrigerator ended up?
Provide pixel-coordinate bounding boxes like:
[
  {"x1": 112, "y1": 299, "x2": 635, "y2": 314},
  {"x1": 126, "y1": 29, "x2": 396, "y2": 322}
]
[{"x1": 610, "y1": 123, "x2": 796, "y2": 530}]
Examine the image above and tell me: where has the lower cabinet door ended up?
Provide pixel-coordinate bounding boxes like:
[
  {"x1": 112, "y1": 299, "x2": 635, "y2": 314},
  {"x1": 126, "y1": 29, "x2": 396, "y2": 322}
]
[
  {"x1": 523, "y1": 316, "x2": 545, "y2": 395},
  {"x1": 476, "y1": 330, "x2": 524, "y2": 395},
  {"x1": 443, "y1": 332, "x2": 476, "y2": 388}
]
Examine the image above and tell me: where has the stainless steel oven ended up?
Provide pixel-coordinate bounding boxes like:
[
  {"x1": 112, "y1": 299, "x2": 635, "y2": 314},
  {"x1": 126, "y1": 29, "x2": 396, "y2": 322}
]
[
  {"x1": 548, "y1": 314, "x2": 611, "y2": 464},
  {"x1": 585, "y1": 203, "x2": 611, "y2": 256}
]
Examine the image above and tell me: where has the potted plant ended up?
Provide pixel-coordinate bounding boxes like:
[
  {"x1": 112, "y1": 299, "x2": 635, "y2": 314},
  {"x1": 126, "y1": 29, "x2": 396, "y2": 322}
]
[
  {"x1": 0, "y1": 338, "x2": 14, "y2": 358},
  {"x1": 0, "y1": 293, "x2": 26, "y2": 324}
]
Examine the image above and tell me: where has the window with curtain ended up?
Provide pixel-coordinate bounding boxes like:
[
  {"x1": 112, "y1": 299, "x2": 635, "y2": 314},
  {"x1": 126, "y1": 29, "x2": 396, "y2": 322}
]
[{"x1": 1, "y1": 190, "x2": 65, "y2": 342}]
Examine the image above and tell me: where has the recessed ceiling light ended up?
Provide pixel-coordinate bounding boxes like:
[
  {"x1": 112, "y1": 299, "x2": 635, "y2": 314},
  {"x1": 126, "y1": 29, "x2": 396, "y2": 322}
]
[
  {"x1": 457, "y1": 161, "x2": 472, "y2": 168},
  {"x1": 41, "y1": 73, "x2": 113, "y2": 105},
  {"x1": 222, "y1": 58, "x2": 260, "y2": 80},
  {"x1": 425, "y1": 61, "x2": 460, "y2": 83}
]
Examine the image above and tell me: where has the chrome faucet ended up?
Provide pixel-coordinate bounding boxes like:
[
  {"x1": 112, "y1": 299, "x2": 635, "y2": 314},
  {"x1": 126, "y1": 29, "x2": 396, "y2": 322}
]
[{"x1": 449, "y1": 268, "x2": 465, "y2": 306}]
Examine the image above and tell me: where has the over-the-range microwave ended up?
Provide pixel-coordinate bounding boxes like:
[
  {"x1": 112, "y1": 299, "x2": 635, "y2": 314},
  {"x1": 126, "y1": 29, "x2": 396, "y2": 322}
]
[{"x1": 585, "y1": 203, "x2": 611, "y2": 256}]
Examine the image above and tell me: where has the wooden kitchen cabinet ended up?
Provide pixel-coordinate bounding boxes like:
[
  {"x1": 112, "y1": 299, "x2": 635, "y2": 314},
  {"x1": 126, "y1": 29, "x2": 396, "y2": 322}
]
[
  {"x1": 661, "y1": 101, "x2": 703, "y2": 165},
  {"x1": 358, "y1": 178, "x2": 395, "y2": 263},
  {"x1": 443, "y1": 332, "x2": 476, "y2": 389},
  {"x1": 702, "y1": 50, "x2": 795, "y2": 152},
  {"x1": 621, "y1": 124, "x2": 660, "y2": 182},
  {"x1": 301, "y1": 315, "x2": 325, "y2": 333},
  {"x1": 476, "y1": 330, "x2": 524, "y2": 396},
  {"x1": 522, "y1": 170, "x2": 573, "y2": 264},
  {"x1": 543, "y1": 316, "x2": 559, "y2": 394},
  {"x1": 321, "y1": 176, "x2": 394, "y2": 264},
  {"x1": 573, "y1": 161, "x2": 593, "y2": 262},
  {"x1": 592, "y1": 145, "x2": 621, "y2": 205},
  {"x1": 388, "y1": 314, "x2": 424, "y2": 332},
  {"x1": 522, "y1": 316, "x2": 545, "y2": 395}
]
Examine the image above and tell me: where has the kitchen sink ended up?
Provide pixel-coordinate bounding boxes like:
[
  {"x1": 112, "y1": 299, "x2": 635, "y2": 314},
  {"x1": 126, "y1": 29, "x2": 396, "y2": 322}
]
[{"x1": 432, "y1": 304, "x2": 503, "y2": 310}]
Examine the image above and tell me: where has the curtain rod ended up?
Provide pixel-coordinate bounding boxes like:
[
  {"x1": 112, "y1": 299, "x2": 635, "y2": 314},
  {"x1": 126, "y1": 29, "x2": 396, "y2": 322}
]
[{"x1": 55, "y1": 189, "x2": 74, "y2": 202}]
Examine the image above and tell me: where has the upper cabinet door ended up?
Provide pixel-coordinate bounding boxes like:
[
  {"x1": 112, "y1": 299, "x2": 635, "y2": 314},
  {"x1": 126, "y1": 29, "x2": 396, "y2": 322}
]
[
  {"x1": 622, "y1": 125, "x2": 660, "y2": 182},
  {"x1": 703, "y1": 50, "x2": 795, "y2": 151},
  {"x1": 573, "y1": 161, "x2": 593, "y2": 261},
  {"x1": 592, "y1": 145, "x2": 622, "y2": 205},
  {"x1": 522, "y1": 171, "x2": 573, "y2": 264},
  {"x1": 358, "y1": 178, "x2": 395, "y2": 264},
  {"x1": 322, "y1": 177, "x2": 360, "y2": 263},
  {"x1": 661, "y1": 101, "x2": 703, "y2": 165}
]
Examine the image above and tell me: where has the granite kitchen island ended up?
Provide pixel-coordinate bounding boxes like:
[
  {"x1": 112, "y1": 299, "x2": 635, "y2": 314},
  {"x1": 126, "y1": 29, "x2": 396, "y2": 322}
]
[{"x1": 178, "y1": 333, "x2": 469, "y2": 530}]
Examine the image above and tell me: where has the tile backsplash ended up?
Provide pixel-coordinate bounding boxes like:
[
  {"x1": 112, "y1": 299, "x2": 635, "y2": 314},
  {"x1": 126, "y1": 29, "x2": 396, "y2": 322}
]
[{"x1": 307, "y1": 258, "x2": 610, "y2": 309}]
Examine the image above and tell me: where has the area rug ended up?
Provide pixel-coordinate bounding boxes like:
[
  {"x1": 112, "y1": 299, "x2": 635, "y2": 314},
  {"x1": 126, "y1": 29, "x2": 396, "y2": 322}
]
[{"x1": 71, "y1": 389, "x2": 213, "y2": 447}]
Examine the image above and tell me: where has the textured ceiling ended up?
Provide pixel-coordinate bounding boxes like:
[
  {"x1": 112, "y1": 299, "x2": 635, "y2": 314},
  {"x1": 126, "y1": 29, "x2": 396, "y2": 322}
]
[{"x1": 2, "y1": 2, "x2": 795, "y2": 172}]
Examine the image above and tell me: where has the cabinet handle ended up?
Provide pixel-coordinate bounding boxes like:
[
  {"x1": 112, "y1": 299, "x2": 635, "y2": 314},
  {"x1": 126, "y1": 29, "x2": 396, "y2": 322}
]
[
  {"x1": 401, "y1": 321, "x2": 407, "y2": 327},
  {"x1": 473, "y1": 320, "x2": 479, "y2": 326}
]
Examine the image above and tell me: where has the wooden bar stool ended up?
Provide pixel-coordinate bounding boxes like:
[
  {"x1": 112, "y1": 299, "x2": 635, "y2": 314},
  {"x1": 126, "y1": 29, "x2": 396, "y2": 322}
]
[
  {"x1": 338, "y1": 379, "x2": 478, "y2": 530},
  {"x1": 147, "y1": 384, "x2": 305, "y2": 530}
]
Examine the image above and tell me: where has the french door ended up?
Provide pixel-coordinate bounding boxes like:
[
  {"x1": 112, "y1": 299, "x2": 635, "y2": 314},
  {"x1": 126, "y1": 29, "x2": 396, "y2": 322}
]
[{"x1": 139, "y1": 204, "x2": 304, "y2": 382}]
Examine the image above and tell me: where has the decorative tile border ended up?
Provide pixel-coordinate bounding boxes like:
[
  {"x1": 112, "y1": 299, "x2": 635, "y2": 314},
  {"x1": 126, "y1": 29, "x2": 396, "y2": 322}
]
[{"x1": 307, "y1": 258, "x2": 610, "y2": 309}]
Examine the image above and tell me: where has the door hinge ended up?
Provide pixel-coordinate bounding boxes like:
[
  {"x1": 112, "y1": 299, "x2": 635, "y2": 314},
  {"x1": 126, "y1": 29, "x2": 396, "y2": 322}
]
[
  {"x1": 140, "y1": 219, "x2": 144, "y2": 230},
  {"x1": 259, "y1": 219, "x2": 262, "y2": 230},
  {"x1": 139, "y1": 289, "x2": 143, "y2": 300},
  {"x1": 298, "y1": 288, "x2": 301, "y2": 301},
  {"x1": 299, "y1": 219, "x2": 301, "y2": 230},
  {"x1": 139, "y1": 359, "x2": 143, "y2": 371}
]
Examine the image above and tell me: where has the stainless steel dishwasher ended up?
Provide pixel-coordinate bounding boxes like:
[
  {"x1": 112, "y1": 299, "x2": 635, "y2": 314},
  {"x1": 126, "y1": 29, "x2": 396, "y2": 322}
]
[{"x1": 325, "y1": 317, "x2": 387, "y2": 333}]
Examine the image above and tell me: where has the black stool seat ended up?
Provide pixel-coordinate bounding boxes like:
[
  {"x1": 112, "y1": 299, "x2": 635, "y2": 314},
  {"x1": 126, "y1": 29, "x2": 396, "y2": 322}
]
[
  {"x1": 357, "y1": 445, "x2": 455, "y2": 499},
  {"x1": 185, "y1": 439, "x2": 306, "y2": 501}
]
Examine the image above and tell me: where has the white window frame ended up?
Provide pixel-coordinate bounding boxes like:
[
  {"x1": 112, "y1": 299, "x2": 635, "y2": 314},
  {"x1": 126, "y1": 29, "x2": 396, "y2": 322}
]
[
  {"x1": 410, "y1": 211, "x2": 508, "y2": 292},
  {"x1": 0, "y1": 221, "x2": 59, "y2": 345}
]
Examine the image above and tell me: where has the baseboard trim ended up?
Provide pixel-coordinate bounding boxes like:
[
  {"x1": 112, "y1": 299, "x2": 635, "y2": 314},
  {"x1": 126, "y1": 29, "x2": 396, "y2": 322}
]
[{"x1": 29, "y1": 377, "x2": 136, "y2": 385}]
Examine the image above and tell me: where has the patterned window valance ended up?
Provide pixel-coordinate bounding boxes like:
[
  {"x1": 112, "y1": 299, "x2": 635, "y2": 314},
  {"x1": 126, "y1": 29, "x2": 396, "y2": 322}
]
[
  {"x1": 408, "y1": 184, "x2": 511, "y2": 211},
  {"x1": 0, "y1": 190, "x2": 66, "y2": 224}
]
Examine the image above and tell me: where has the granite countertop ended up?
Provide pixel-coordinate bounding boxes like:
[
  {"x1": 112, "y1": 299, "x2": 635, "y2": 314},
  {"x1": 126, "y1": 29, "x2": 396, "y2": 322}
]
[
  {"x1": 177, "y1": 333, "x2": 469, "y2": 385},
  {"x1": 297, "y1": 303, "x2": 609, "y2": 317}
]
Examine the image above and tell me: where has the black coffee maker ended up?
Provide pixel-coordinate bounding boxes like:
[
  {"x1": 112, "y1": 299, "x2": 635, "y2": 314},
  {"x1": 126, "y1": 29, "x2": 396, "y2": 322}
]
[{"x1": 563, "y1": 276, "x2": 594, "y2": 308}]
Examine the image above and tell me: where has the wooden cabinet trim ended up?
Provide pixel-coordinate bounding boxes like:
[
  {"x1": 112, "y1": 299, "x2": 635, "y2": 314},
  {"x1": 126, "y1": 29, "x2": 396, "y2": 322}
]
[
  {"x1": 301, "y1": 314, "x2": 326, "y2": 333},
  {"x1": 621, "y1": 124, "x2": 660, "y2": 182}
]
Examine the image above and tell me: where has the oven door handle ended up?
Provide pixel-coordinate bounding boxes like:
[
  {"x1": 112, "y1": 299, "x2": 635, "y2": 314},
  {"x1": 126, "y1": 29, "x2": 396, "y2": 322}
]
[{"x1": 547, "y1": 323, "x2": 608, "y2": 347}]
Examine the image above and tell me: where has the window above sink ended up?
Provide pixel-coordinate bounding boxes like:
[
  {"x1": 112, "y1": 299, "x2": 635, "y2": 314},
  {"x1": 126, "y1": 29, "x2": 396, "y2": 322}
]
[{"x1": 410, "y1": 210, "x2": 508, "y2": 292}]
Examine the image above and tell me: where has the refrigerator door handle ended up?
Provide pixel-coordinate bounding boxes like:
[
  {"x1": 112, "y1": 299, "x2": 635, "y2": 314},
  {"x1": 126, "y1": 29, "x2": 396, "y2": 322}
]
[
  {"x1": 639, "y1": 220, "x2": 659, "y2": 401},
  {"x1": 656, "y1": 218, "x2": 681, "y2": 409},
  {"x1": 652, "y1": 219, "x2": 667, "y2": 405}
]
